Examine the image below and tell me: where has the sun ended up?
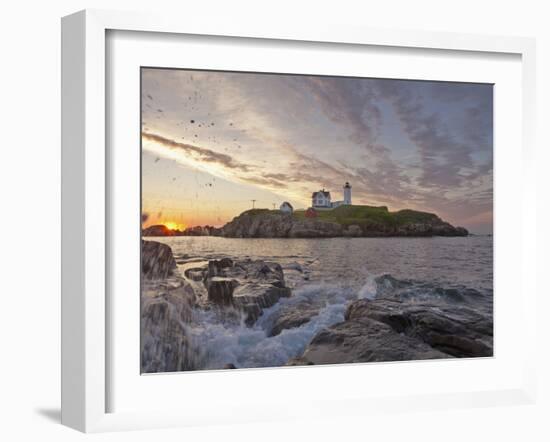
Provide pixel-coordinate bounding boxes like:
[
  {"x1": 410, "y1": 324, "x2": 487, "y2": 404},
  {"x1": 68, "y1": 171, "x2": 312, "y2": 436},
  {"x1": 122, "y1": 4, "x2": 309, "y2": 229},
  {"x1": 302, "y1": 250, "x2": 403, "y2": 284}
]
[{"x1": 164, "y1": 221, "x2": 185, "y2": 231}]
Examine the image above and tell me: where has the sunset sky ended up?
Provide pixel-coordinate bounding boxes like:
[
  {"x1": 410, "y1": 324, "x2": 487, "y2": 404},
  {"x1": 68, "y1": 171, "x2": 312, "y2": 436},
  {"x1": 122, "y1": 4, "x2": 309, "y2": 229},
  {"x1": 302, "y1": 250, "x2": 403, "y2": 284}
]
[{"x1": 141, "y1": 68, "x2": 493, "y2": 234}]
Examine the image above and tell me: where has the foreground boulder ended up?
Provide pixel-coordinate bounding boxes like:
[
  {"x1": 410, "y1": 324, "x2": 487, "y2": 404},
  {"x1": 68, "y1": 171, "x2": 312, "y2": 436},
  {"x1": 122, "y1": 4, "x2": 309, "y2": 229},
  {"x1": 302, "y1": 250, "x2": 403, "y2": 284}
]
[
  {"x1": 141, "y1": 281, "x2": 198, "y2": 373},
  {"x1": 140, "y1": 241, "x2": 201, "y2": 372},
  {"x1": 205, "y1": 277, "x2": 239, "y2": 305},
  {"x1": 203, "y1": 258, "x2": 291, "y2": 325},
  {"x1": 345, "y1": 298, "x2": 493, "y2": 357},
  {"x1": 141, "y1": 240, "x2": 177, "y2": 279},
  {"x1": 301, "y1": 317, "x2": 449, "y2": 364},
  {"x1": 297, "y1": 283, "x2": 493, "y2": 365},
  {"x1": 266, "y1": 302, "x2": 321, "y2": 337},
  {"x1": 207, "y1": 258, "x2": 234, "y2": 277}
]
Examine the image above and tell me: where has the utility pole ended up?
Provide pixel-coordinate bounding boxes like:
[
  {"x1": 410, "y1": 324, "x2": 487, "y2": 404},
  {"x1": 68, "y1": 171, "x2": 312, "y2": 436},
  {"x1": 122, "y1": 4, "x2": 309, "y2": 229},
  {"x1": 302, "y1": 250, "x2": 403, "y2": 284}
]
[
  {"x1": 251, "y1": 199, "x2": 256, "y2": 209},
  {"x1": 272, "y1": 203, "x2": 276, "y2": 210}
]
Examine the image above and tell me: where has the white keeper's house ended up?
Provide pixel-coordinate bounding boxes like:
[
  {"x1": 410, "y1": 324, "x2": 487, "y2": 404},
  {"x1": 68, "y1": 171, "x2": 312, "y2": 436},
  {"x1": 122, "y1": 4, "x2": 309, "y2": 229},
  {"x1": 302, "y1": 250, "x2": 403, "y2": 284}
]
[
  {"x1": 312, "y1": 182, "x2": 352, "y2": 209},
  {"x1": 279, "y1": 201, "x2": 294, "y2": 213}
]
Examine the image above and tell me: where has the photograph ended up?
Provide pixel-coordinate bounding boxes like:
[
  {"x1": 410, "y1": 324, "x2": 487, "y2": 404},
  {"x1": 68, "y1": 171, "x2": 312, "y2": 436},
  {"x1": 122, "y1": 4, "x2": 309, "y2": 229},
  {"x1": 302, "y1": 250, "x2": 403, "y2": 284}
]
[{"x1": 140, "y1": 68, "x2": 494, "y2": 373}]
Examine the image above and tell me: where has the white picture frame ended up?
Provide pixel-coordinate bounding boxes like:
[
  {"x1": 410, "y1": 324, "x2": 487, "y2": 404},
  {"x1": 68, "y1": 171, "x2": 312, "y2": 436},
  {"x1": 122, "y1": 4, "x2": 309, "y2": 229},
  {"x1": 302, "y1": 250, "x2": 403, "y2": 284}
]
[{"x1": 61, "y1": 9, "x2": 537, "y2": 433}]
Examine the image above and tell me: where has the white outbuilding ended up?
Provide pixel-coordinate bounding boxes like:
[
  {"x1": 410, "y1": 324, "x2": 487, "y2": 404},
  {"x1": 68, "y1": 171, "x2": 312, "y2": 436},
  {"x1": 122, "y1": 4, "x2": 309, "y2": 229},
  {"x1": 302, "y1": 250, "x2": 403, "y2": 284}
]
[{"x1": 280, "y1": 201, "x2": 294, "y2": 213}]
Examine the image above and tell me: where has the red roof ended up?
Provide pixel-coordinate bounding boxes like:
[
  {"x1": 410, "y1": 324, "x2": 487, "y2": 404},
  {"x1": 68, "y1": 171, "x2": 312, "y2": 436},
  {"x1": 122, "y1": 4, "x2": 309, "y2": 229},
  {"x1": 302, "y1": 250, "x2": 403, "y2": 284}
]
[{"x1": 305, "y1": 208, "x2": 318, "y2": 218}]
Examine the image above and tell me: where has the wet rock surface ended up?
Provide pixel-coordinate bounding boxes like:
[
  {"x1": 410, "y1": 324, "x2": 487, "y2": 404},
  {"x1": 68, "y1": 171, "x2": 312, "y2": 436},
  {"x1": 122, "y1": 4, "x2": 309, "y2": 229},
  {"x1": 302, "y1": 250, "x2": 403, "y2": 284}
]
[
  {"x1": 201, "y1": 258, "x2": 292, "y2": 325},
  {"x1": 266, "y1": 302, "x2": 321, "y2": 337},
  {"x1": 141, "y1": 240, "x2": 199, "y2": 372},
  {"x1": 205, "y1": 277, "x2": 239, "y2": 305},
  {"x1": 142, "y1": 240, "x2": 177, "y2": 279},
  {"x1": 141, "y1": 281, "x2": 198, "y2": 373},
  {"x1": 301, "y1": 318, "x2": 449, "y2": 364},
  {"x1": 345, "y1": 298, "x2": 493, "y2": 357},
  {"x1": 297, "y1": 274, "x2": 493, "y2": 365},
  {"x1": 207, "y1": 258, "x2": 234, "y2": 277}
]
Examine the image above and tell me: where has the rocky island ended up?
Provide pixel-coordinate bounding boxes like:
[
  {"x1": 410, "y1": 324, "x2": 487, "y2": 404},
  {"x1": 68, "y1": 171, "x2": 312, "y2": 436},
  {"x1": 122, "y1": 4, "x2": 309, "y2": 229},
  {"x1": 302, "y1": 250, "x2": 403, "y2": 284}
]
[
  {"x1": 142, "y1": 205, "x2": 468, "y2": 238},
  {"x1": 220, "y1": 205, "x2": 468, "y2": 238}
]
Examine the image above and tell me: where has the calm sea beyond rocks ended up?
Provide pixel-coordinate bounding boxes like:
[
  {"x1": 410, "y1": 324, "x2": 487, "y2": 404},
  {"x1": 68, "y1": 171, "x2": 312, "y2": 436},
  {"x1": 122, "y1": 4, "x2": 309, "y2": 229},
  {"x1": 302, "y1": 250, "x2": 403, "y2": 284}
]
[{"x1": 140, "y1": 237, "x2": 492, "y2": 373}]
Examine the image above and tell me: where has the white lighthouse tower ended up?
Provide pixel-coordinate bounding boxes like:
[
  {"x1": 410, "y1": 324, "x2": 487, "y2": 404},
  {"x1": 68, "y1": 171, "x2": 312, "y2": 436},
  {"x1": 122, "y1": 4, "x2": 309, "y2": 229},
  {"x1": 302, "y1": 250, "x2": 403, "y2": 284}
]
[{"x1": 343, "y1": 182, "x2": 352, "y2": 205}]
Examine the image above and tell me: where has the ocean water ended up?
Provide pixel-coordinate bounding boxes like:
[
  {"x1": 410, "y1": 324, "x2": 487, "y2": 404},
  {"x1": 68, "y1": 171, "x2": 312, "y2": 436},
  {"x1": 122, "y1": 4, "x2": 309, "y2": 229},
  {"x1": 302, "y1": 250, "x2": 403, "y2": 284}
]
[{"x1": 149, "y1": 236, "x2": 493, "y2": 370}]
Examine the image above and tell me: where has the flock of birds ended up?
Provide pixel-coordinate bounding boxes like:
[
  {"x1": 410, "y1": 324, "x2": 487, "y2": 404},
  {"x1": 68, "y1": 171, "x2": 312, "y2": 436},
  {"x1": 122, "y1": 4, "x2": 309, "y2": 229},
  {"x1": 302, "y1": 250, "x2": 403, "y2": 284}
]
[{"x1": 141, "y1": 82, "x2": 265, "y2": 227}]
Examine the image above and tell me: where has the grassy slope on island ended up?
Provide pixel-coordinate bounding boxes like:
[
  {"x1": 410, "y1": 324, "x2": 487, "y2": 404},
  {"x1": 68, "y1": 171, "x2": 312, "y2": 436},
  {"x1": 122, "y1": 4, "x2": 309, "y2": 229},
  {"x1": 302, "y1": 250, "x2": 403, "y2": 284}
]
[{"x1": 291, "y1": 205, "x2": 440, "y2": 229}]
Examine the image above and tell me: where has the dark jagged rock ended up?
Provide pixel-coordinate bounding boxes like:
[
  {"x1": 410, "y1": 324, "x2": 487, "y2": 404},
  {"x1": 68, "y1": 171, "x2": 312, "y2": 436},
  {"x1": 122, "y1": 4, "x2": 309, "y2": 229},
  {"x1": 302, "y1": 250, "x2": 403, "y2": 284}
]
[
  {"x1": 298, "y1": 278, "x2": 493, "y2": 365},
  {"x1": 233, "y1": 285, "x2": 291, "y2": 320},
  {"x1": 202, "y1": 259, "x2": 291, "y2": 325},
  {"x1": 266, "y1": 302, "x2": 320, "y2": 337},
  {"x1": 184, "y1": 266, "x2": 206, "y2": 281},
  {"x1": 205, "y1": 277, "x2": 239, "y2": 305},
  {"x1": 302, "y1": 318, "x2": 449, "y2": 364},
  {"x1": 207, "y1": 258, "x2": 234, "y2": 277},
  {"x1": 141, "y1": 240, "x2": 201, "y2": 372},
  {"x1": 345, "y1": 298, "x2": 493, "y2": 357},
  {"x1": 141, "y1": 283, "x2": 197, "y2": 373},
  {"x1": 141, "y1": 240, "x2": 177, "y2": 280}
]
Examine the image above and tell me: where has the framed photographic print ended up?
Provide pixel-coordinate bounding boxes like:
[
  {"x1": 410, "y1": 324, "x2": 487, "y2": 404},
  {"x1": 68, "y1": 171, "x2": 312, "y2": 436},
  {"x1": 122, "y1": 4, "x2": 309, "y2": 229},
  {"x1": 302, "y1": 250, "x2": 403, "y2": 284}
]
[
  {"x1": 139, "y1": 67, "x2": 492, "y2": 373},
  {"x1": 61, "y1": 9, "x2": 537, "y2": 432}
]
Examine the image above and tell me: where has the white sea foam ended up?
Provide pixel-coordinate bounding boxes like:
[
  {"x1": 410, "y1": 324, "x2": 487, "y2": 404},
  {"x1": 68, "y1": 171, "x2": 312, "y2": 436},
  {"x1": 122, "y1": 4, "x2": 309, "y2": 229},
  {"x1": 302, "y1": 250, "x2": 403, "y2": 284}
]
[
  {"x1": 357, "y1": 275, "x2": 378, "y2": 300},
  {"x1": 185, "y1": 282, "x2": 355, "y2": 369}
]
